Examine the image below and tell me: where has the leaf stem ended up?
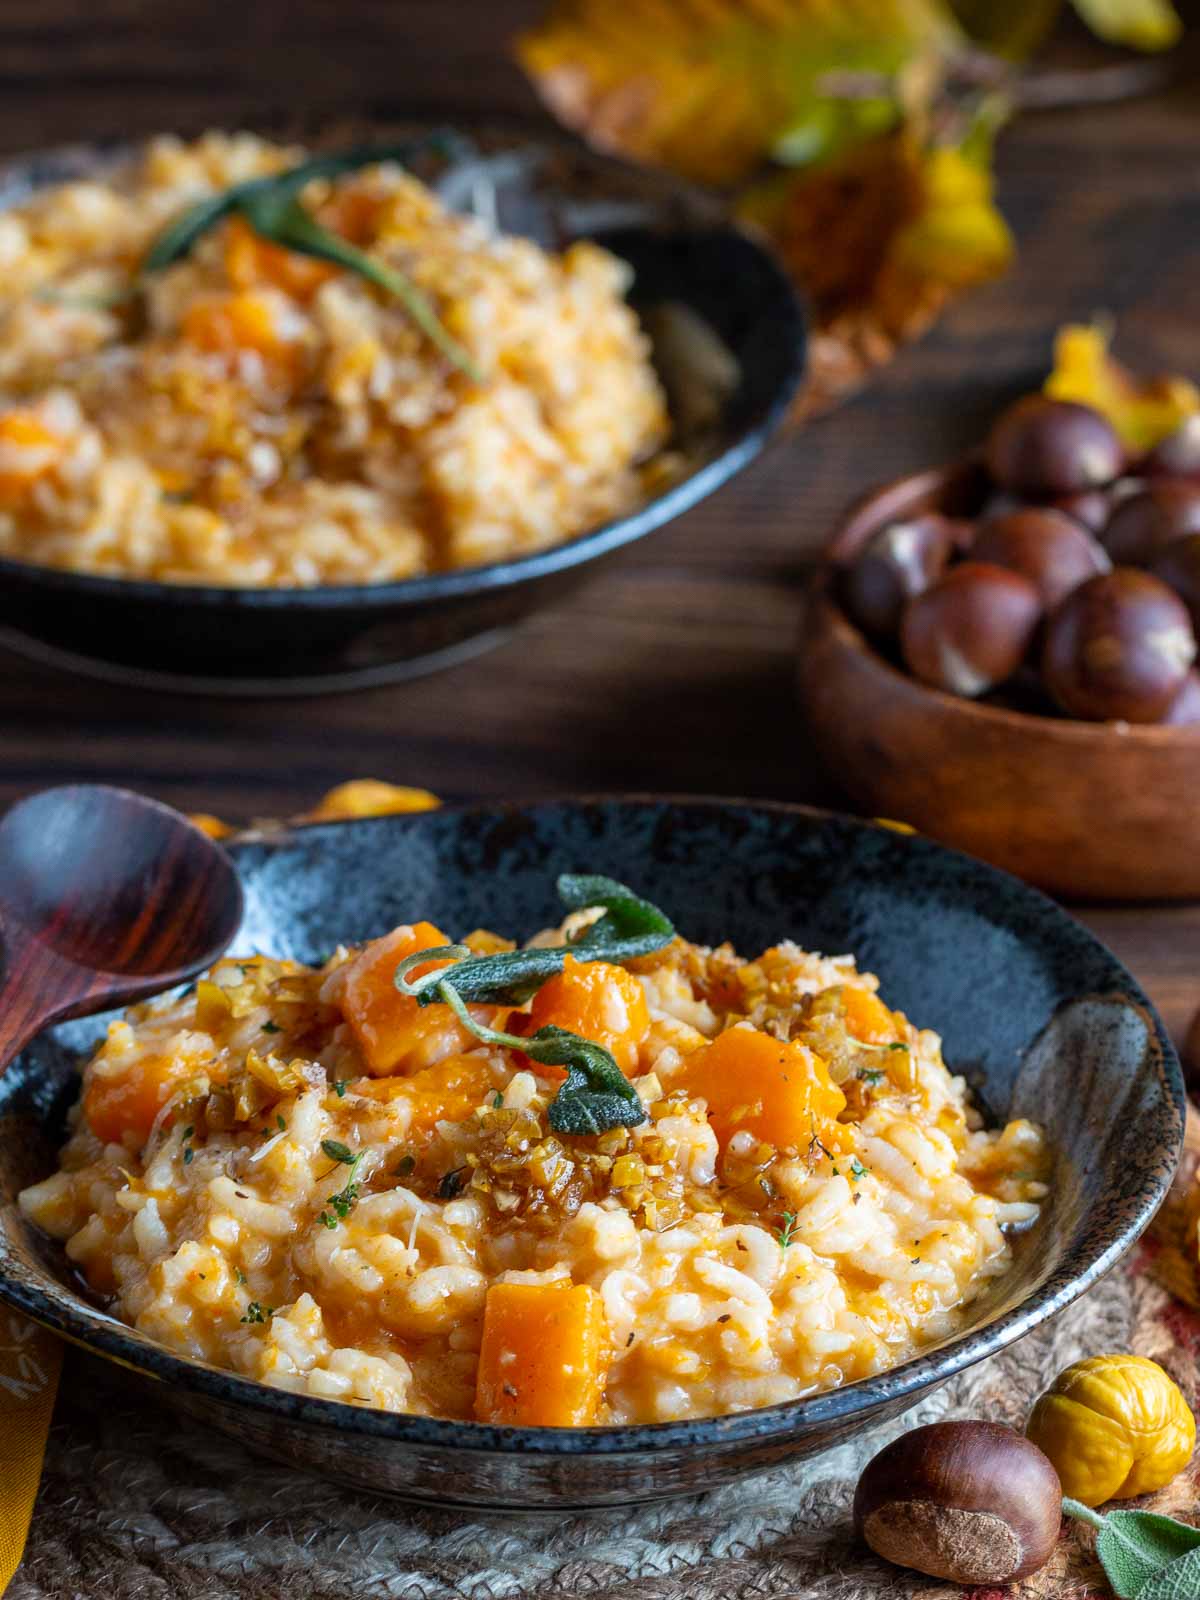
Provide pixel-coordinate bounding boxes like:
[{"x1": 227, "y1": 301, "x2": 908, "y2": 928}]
[{"x1": 1062, "y1": 1497, "x2": 1107, "y2": 1532}]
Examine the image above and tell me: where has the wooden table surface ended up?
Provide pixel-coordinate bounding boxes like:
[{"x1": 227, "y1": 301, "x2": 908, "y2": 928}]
[{"x1": 0, "y1": 2, "x2": 1197, "y2": 1048}]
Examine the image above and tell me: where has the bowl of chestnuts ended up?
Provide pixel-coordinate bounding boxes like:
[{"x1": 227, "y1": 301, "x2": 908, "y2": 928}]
[{"x1": 800, "y1": 392, "x2": 1200, "y2": 900}]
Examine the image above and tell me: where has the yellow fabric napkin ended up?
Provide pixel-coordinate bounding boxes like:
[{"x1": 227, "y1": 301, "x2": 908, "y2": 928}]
[{"x1": 0, "y1": 1312, "x2": 61, "y2": 1593}]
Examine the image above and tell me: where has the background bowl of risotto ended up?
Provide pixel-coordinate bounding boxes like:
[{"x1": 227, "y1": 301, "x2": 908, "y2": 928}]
[
  {"x1": 0, "y1": 127, "x2": 804, "y2": 694},
  {"x1": 0, "y1": 797, "x2": 1183, "y2": 1509}
]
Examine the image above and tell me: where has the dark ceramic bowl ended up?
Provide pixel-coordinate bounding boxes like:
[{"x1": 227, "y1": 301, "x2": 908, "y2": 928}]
[
  {"x1": 0, "y1": 798, "x2": 1183, "y2": 1509},
  {"x1": 0, "y1": 133, "x2": 804, "y2": 695}
]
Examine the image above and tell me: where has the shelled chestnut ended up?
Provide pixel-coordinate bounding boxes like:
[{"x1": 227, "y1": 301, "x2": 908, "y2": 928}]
[{"x1": 835, "y1": 388, "x2": 1200, "y2": 726}]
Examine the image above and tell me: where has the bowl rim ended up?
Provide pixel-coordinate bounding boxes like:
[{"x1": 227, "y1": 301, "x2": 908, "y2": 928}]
[
  {"x1": 0, "y1": 793, "x2": 1183, "y2": 1456},
  {"x1": 821, "y1": 462, "x2": 1200, "y2": 745},
  {"x1": 0, "y1": 131, "x2": 806, "y2": 610}
]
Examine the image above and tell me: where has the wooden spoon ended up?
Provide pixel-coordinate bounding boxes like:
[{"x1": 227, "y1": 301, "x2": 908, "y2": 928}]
[{"x1": 0, "y1": 784, "x2": 243, "y2": 1069}]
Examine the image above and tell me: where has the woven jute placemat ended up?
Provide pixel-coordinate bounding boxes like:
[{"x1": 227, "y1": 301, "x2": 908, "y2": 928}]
[{"x1": 10, "y1": 1235, "x2": 1199, "y2": 1600}]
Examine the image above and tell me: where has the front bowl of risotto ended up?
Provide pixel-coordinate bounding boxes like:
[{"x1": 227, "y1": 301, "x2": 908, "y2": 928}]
[
  {"x1": 0, "y1": 798, "x2": 1183, "y2": 1508},
  {"x1": 0, "y1": 129, "x2": 803, "y2": 692}
]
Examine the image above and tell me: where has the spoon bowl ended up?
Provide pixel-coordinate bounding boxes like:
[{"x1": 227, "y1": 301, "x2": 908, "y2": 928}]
[{"x1": 0, "y1": 785, "x2": 243, "y2": 1065}]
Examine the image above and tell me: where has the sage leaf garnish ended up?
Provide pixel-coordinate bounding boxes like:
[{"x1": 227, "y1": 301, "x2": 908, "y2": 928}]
[
  {"x1": 1063, "y1": 1498, "x2": 1200, "y2": 1599},
  {"x1": 392, "y1": 874, "x2": 674, "y2": 1136},
  {"x1": 141, "y1": 137, "x2": 480, "y2": 380},
  {"x1": 397, "y1": 874, "x2": 675, "y2": 1008}
]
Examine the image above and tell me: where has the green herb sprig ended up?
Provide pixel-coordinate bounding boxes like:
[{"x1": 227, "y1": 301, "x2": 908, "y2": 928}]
[
  {"x1": 1064, "y1": 1498, "x2": 1200, "y2": 1598},
  {"x1": 394, "y1": 874, "x2": 675, "y2": 1136},
  {"x1": 141, "y1": 137, "x2": 480, "y2": 380},
  {"x1": 318, "y1": 1150, "x2": 364, "y2": 1229}
]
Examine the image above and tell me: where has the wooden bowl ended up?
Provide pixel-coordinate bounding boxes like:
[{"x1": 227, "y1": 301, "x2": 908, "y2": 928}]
[{"x1": 799, "y1": 462, "x2": 1200, "y2": 902}]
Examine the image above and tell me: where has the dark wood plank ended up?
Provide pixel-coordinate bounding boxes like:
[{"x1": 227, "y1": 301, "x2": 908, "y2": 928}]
[{"x1": 0, "y1": 3, "x2": 1195, "y2": 1044}]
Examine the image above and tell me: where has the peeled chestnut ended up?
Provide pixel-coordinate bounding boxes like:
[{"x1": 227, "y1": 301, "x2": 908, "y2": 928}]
[
  {"x1": 838, "y1": 514, "x2": 956, "y2": 640},
  {"x1": 901, "y1": 562, "x2": 1041, "y2": 697},
  {"x1": 971, "y1": 508, "x2": 1110, "y2": 609},
  {"x1": 1150, "y1": 532, "x2": 1200, "y2": 632},
  {"x1": 1143, "y1": 413, "x2": 1200, "y2": 480},
  {"x1": 1102, "y1": 481, "x2": 1200, "y2": 565},
  {"x1": 1042, "y1": 569, "x2": 1196, "y2": 722},
  {"x1": 854, "y1": 1421, "x2": 1062, "y2": 1584},
  {"x1": 985, "y1": 396, "x2": 1124, "y2": 498},
  {"x1": 1162, "y1": 670, "x2": 1200, "y2": 726}
]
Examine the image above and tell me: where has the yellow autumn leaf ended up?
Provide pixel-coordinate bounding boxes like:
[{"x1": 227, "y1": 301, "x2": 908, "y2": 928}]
[
  {"x1": 1045, "y1": 322, "x2": 1200, "y2": 453},
  {"x1": 1070, "y1": 0, "x2": 1181, "y2": 49},
  {"x1": 516, "y1": 0, "x2": 961, "y2": 189},
  {"x1": 739, "y1": 132, "x2": 1011, "y2": 412}
]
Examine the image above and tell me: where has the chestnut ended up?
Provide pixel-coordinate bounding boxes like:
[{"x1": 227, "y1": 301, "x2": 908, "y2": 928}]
[
  {"x1": 1162, "y1": 670, "x2": 1200, "y2": 727},
  {"x1": 1143, "y1": 413, "x2": 1200, "y2": 480},
  {"x1": 1042, "y1": 569, "x2": 1196, "y2": 722},
  {"x1": 1102, "y1": 481, "x2": 1200, "y2": 565},
  {"x1": 985, "y1": 396, "x2": 1124, "y2": 498},
  {"x1": 971, "y1": 508, "x2": 1110, "y2": 609},
  {"x1": 1150, "y1": 532, "x2": 1200, "y2": 632},
  {"x1": 1049, "y1": 487, "x2": 1114, "y2": 534},
  {"x1": 838, "y1": 514, "x2": 956, "y2": 640},
  {"x1": 900, "y1": 562, "x2": 1041, "y2": 698},
  {"x1": 854, "y1": 1421, "x2": 1062, "y2": 1584}
]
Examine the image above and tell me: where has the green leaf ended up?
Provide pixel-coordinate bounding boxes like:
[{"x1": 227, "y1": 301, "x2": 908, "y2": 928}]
[
  {"x1": 529, "y1": 1025, "x2": 647, "y2": 1135},
  {"x1": 320, "y1": 1138, "x2": 356, "y2": 1165},
  {"x1": 431, "y1": 976, "x2": 647, "y2": 1136},
  {"x1": 237, "y1": 189, "x2": 481, "y2": 380},
  {"x1": 1140, "y1": 1548, "x2": 1200, "y2": 1600},
  {"x1": 140, "y1": 135, "x2": 480, "y2": 379},
  {"x1": 400, "y1": 876, "x2": 674, "y2": 1008},
  {"x1": 1063, "y1": 1499, "x2": 1200, "y2": 1599},
  {"x1": 1069, "y1": 0, "x2": 1181, "y2": 50}
]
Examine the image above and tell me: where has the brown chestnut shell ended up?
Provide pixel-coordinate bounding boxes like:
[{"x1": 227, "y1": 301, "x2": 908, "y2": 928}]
[
  {"x1": 837, "y1": 514, "x2": 957, "y2": 640},
  {"x1": 900, "y1": 562, "x2": 1042, "y2": 698},
  {"x1": 1102, "y1": 481, "x2": 1200, "y2": 565},
  {"x1": 1143, "y1": 414, "x2": 1200, "y2": 480},
  {"x1": 1149, "y1": 532, "x2": 1200, "y2": 634},
  {"x1": 854, "y1": 1420, "x2": 1062, "y2": 1584},
  {"x1": 972, "y1": 508, "x2": 1110, "y2": 609},
  {"x1": 1041, "y1": 568, "x2": 1196, "y2": 722},
  {"x1": 985, "y1": 396, "x2": 1124, "y2": 497}
]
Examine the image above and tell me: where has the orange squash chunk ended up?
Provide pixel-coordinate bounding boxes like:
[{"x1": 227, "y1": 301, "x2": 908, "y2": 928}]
[
  {"x1": 224, "y1": 215, "x2": 336, "y2": 301},
  {"x1": 83, "y1": 1052, "x2": 190, "y2": 1147},
  {"x1": 525, "y1": 955, "x2": 649, "y2": 1080},
  {"x1": 351, "y1": 1051, "x2": 500, "y2": 1137},
  {"x1": 0, "y1": 411, "x2": 62, "y2": 505},
  {"x1": 181, "y1": 291, "x2": 299, "y2": 375},
  {"x1": 673, "y1": 1026, "x2": 848, "y2": 1153},
  {"x1": 340, "y1": 923, "x2": 485, "y2": 1076},
  {"x1": 841, "y1": 986, "x2": 898, "y2": 1045},
  {"x1": 475, "y1": 1281, "x2": 608, "y2": 1427}
]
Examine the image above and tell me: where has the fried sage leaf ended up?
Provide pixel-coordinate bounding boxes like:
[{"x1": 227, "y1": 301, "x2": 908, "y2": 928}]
[
  {"x1": 434, "y1": 975, "x2": 647, "y2": 1135},
  {"x1": 396, "y1": 874, "x2": 674, "y2": 1008},
  {"x1": 392, "y1": 873, "x2": 671, "y2": 1134},
  {"x1": 141, "y1": 138, "x2": 480, "y2": 378}
]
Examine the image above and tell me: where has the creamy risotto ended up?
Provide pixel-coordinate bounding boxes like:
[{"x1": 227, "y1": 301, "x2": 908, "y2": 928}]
[
  {"x1": 20, "y1": 888, "x2": 1047, "y2": 1426},
  {"x1": 0, "y1": 133, "x2": 668, "y2": 585}
]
